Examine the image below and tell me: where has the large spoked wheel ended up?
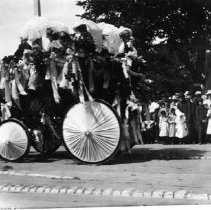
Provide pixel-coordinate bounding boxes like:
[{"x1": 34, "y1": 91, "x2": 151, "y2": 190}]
[
  {"x1": 62, "y1": 100, "x2": 122, "y2": 164},
  {"x1": 0, "y1": 119, "x2": 30, "y2": 161}
]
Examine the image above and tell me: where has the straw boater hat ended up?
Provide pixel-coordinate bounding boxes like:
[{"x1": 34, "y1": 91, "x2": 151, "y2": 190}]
[
  {"x1": 206, "y1": 90, "x2": 211, "y2": 95},
  {"x1": 184, "y1": 91, "x2": 189, "y2": 96},
  {"x1": 149, "y1": 102, "x2": 160, "y2": 113},
  {"x1": 184, "y1": 91, "x2": 190, "y2": 99},
  {"x1": 23, "y1": 49, "x2": 33, "y2": 54},
  {"x1": 172, "y1": 95, "x2": 178, "y2": 100},
  {"x1": 195, "y1": 91, "x2": 202, "y2": 96}
]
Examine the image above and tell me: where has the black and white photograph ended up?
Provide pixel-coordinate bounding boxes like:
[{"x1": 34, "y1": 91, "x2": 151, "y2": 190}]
[{"x1": 1, "y1": 0, "x2": 211, "y2": 209}]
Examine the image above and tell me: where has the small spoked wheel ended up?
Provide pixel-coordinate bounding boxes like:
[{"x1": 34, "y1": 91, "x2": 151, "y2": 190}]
[
  {"x1": 0, "y1": 119, "x2": 30, "y2": 161},
  {"x1": 62, "y1": 100, "x2": 122, "y2": 164}
]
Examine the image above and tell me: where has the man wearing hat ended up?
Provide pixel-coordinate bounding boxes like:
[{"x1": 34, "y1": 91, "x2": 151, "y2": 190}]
[
  {"x1": 195, "y1": 91, "x2": 202, "y2": 98},
  {"x1": 170, "y1": 95, "x2": 178, "y2": 108},
  {"x1": 195, "y1": 97, "x2": 208, "y2": 144},
  {"x1": 192, "y1": 90, "x2": 203, "y2": 143}
]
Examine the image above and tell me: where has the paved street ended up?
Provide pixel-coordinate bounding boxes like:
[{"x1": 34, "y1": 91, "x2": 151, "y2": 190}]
[{"x1": 1, "y1": 144, "x2": 211, "y2": 207}]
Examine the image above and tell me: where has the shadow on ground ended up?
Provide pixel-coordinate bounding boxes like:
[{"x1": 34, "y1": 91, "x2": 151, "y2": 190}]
[
  {"x1": 0, "y1": 145, "x2": 208, "y2": 165},
  {"x1": 110, "y1": 147, "x2": 208, "y2": 165}
]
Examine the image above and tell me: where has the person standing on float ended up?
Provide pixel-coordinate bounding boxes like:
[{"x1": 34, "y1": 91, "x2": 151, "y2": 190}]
[{"x1": 115, "y1": 29, "x2": 138, "y2": 122}]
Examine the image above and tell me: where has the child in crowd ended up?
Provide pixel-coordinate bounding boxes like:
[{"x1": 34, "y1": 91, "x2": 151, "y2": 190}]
[
  {"x1": 159, "y1": 109, "x2": 169, "y2": 144},
  {"x1": 168, "y1": 107, "x2": 176, "y2": 144}
]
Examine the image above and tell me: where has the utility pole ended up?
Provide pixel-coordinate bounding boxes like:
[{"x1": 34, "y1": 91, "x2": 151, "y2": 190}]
[
  {"x1": 34, "y1": 0, "x2": 42, "y2": 47},
  {"x1": 34, "y1": 0, "x2": 41, "y2": 16}
]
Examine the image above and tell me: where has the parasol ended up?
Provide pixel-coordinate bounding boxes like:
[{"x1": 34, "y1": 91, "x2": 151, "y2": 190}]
[
  {"x1": 20, "y1": 16, "x2": 50, "y2": 41},
  {"x1": 97, "y1": 22, "x2": 122, "y2": 55},
  {"x1": 20, "y1": 17, "x2": 69, "y2": 41},
  {"x1": 48, "y1": 20, "x2": 69, "y2": 34}
]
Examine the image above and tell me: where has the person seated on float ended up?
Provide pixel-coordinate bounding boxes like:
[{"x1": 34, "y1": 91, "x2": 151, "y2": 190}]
[
  {"x1": 45, "y1": 28, "x2": 63, "y2": 103},
  {"x1": 56, "y1": 31, "x2": 77, "y2": 90},
  {"x1": 18, "y1": 49, "x2": 34, "y2": 93},
  {"x1": 58, "y1": 31, "x2": 73, "y2": 56},
  {"x1": 73, "y1": 24, "x2": 96, "y2": 57},
  {"x1": 19, "y1": 39, "x2": 48, "y2": 99},
  {"x1": 14, "y1": 37, "x2": 32, "y2": 62},
  {"x1": 46, "y1": 28, "x2": 63, "y2": 57},
  {"x1": 1, "y1": 56, "x2": 15, "y2": 107},
  {"x1": 72, "y1": 24, "x2": 96, "y2": 93},
  {"x1": 116, "y1": 29, "x2": 138, "y2": 79}
]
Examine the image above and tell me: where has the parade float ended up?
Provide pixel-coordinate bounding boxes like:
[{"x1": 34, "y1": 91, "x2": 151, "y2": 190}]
[{"x1": 0, "y1": 17, "x2": 142, "y2": 164}]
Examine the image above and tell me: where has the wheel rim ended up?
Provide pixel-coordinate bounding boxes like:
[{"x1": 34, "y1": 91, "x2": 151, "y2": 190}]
[
  {"x1": 63, "y1": 101, "x2": 121, "y2": 163},
  {"x1": 0, "y1": 121, "x2": 29, "y2": 161}
]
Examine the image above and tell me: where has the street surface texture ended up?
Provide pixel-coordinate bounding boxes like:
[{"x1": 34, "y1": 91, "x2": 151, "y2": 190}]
[{"x1": 1, "y1": 144, "x2": 211, "y2": 207}]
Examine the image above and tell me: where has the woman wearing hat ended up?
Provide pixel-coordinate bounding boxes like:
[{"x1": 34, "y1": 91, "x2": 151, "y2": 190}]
[
  {"x1": 14, "y1": 37, "x2": 32, "y2": 61},
  {"x1": 168, "y1": 107, "x2": 177, "y2": 144},
  {"x1": 206, "y1": 90, "x2": 211, "y2": 143},
  {"x1": 159, "y1": 109, "x2": 169, "y2": 144},
  {"x1": 175, "y1": 108, "x2": 189, "y2": 144}
]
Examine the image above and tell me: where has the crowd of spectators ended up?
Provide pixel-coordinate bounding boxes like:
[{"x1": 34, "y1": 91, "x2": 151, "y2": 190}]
[{"x1": 140, "y1": 90, "x2": 211, "y2": 144}]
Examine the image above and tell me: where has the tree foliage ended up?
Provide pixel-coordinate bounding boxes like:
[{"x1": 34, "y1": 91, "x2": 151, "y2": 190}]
[{"x1": 77, "y1": 0, "x2": 211, "y2": 97}]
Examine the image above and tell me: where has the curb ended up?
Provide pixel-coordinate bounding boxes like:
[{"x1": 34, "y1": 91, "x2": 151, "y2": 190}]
[
  {"x1": 0, "y1": 170, "x2": 75, "y2": 180},
  {"x1": 0, "y1": 184, "x2": 211, "y2": 201}
]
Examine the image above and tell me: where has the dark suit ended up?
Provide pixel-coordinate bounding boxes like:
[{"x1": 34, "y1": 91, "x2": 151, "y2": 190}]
[
  {"x1": 178, "y1": 99, "x2": 194, "y2": 143},
  {"x1": 195, "y1": 103, "x2": 207, "y2": 143}
]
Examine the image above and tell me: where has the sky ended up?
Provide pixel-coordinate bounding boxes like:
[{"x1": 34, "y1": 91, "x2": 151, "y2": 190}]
[{"x1": 0, "y1": 0, "x2": 84, "y2": 59}]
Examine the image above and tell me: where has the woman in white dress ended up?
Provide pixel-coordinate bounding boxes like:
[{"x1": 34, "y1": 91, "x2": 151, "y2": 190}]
[
  {"x1": 168, "y1": 107, "x2": 176, "y2": 144},
  {"x1": 159, "y1": 109, "x2": 169, "y2": 144},
  {"x1": 175, "y1": 108, "x2": 189, "y2": 144},
  {"x1": 206, "y1": 105, "x2": 211, "y2": 143},
  {"x1": 206, "y1": 90, "x2": 211, "y2": 143}
]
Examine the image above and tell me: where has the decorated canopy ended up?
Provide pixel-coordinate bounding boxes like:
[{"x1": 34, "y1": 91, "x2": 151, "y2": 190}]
[{"x1": 20, "y1": 16, "x2": 69, "y2": 41}]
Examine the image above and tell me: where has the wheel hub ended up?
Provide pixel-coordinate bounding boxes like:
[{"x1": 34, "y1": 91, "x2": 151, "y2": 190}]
[{"x1": 85, "y1": 131, "x2": 92, "y2": 138}]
